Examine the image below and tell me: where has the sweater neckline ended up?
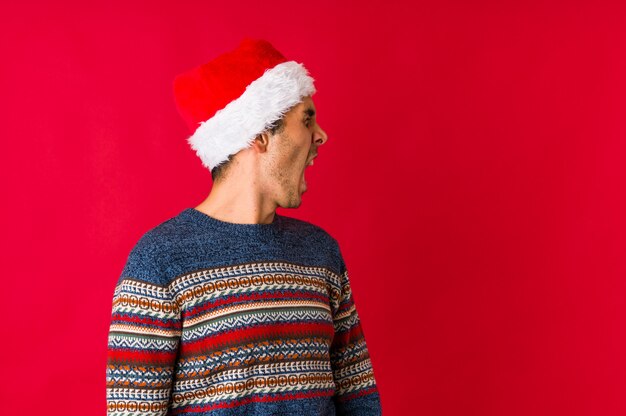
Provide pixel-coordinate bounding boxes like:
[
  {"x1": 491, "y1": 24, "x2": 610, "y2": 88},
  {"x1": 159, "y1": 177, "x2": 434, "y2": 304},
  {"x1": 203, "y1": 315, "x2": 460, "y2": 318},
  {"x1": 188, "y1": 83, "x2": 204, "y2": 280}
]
[{"x1": 180, "y1": 207, "x2": 282, "y2": 237}]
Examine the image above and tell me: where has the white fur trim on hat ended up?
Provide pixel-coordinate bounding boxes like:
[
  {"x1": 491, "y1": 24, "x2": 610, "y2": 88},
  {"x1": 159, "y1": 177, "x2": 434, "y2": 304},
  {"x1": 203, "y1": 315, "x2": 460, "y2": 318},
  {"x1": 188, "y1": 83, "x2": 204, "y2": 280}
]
[{"x1": 187, "y1": 61, "x2": 316, "y2": 172}]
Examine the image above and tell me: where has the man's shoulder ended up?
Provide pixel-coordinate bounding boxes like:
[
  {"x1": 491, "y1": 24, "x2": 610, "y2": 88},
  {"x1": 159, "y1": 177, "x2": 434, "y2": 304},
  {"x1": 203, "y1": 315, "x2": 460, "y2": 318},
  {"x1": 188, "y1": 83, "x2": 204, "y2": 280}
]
[
  {"x1": 279, "y1": 214, "x2": 339, "y2": 247},
  {"x1": 118, "y1": 211, "x2": 190, "y2": 287}
]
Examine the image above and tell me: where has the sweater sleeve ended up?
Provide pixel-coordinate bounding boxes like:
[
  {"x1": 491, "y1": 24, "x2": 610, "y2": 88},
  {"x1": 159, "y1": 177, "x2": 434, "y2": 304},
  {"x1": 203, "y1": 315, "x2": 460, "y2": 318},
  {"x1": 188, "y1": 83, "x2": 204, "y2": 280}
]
[
  {"x1": 106, "y1": 239, "x2": 182, "y2": 415},
  {"x1": 330, "y1": 241, "x2": 382, "y2": 415}
]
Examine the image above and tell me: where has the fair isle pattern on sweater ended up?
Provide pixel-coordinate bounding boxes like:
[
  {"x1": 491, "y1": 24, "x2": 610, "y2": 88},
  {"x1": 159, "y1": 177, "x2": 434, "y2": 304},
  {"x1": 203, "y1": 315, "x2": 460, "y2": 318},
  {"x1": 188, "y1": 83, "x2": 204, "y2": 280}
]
[{"x1": 106, "y1": 207, "x2": 381, "y2": 415}]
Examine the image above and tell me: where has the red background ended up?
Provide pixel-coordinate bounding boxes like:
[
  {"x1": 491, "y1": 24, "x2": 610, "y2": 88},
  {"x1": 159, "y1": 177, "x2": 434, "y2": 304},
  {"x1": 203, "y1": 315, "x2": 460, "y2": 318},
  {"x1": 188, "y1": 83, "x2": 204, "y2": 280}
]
[{"x1": 1, "y1": 1, "x2": 625, "y2": 415}]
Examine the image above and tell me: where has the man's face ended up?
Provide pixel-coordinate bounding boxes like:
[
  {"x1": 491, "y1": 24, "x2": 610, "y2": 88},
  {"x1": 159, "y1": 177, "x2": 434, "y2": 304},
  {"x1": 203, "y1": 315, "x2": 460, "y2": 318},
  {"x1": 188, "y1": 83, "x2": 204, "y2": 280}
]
[{"x1": 262, "y1": 95, "x2": 328, "y2": 208}]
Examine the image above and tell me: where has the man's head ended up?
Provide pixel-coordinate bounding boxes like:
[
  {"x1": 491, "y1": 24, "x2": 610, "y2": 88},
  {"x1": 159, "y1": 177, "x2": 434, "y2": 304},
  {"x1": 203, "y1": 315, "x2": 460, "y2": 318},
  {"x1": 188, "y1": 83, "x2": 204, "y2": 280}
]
[
  {"x1": 209, "y1": 95, "x2": 328, "y2": 208},
  {"x1": 173, "y1": 38, "x2": 318, "y2": 173}
]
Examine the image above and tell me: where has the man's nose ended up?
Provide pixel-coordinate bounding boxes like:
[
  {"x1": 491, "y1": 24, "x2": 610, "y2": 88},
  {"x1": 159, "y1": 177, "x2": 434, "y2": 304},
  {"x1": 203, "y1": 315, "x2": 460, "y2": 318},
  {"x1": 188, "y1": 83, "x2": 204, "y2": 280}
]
[{"x1": 313, "y1": 124, "x2": 328, "y2": 146}]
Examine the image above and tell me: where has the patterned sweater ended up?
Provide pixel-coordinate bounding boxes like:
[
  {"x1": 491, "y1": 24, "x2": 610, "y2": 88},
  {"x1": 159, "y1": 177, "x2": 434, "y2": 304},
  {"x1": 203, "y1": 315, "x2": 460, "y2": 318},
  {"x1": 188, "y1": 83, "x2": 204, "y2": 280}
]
[{"x1": 106, "y1": 207, "x2": 381, "y2": 415}]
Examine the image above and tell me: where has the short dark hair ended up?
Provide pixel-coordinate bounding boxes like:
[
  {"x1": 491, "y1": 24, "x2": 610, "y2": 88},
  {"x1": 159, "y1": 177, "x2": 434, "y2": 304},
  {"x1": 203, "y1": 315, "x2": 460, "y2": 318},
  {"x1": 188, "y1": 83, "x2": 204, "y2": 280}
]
[
  {"x1": 210, "y1": 115, "x2": 286, "y2": 182},
  {"x1": 210, "y1": 153, "x2": 234, "y2": 182},
  {"x1": 266, "y1": 115, "x2": 286, "y2": 136}
]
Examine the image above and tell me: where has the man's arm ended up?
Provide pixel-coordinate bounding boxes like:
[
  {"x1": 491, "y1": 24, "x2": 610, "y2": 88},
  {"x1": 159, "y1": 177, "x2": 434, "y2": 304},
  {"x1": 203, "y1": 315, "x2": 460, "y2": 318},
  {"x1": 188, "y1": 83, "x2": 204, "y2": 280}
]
[
  {"x1": 329, "y1": 241, "x2": 382, "y2": 415},
  {"x1": 106, "y1": 243, "x2": 182, "y2": 415}
]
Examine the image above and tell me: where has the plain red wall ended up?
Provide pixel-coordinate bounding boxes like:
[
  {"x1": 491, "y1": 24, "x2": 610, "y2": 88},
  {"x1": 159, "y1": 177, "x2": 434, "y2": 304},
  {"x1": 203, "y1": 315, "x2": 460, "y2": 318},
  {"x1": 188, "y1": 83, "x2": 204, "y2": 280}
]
[{"x1": 1, "y1": 1, "x2": 625, "y2": 415}]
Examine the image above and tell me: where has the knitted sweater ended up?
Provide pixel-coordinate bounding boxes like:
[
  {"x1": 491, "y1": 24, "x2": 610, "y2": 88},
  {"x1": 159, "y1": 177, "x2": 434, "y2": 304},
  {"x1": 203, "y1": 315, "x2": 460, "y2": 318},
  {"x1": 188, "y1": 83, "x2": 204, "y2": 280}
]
[{"x1": 106, "y1": 207, "x2": 381, "y2": 415}]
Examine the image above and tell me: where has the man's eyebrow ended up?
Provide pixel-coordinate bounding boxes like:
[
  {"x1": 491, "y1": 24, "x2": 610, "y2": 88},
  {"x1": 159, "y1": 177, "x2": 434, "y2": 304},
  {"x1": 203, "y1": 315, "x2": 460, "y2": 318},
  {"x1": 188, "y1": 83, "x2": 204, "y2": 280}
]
[{"x1": 303, "y1": 108, "x2": 316, "y2": 118}]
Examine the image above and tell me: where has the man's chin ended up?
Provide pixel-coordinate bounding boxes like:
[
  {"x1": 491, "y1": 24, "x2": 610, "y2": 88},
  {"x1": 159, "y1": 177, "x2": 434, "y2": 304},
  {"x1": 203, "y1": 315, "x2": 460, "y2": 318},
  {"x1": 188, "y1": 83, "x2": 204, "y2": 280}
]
[{"x1": 277, "y1": 192, "x2": 304, "y2": 209}]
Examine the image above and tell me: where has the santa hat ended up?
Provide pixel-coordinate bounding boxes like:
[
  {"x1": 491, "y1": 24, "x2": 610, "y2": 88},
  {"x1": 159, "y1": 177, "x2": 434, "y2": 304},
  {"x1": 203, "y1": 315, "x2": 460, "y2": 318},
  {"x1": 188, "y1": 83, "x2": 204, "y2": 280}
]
[{"x1": 173, "y1": 38, "x2": 316, "y2": 171}]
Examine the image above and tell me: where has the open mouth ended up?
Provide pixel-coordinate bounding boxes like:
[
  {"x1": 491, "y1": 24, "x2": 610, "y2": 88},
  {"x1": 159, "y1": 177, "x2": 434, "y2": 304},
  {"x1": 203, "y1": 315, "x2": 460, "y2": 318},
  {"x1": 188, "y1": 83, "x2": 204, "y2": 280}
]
[
  {"x1": 301, "y1": 166, "x2": 308, "y2": 189},
  {"x1": 301, "y1": 155, "x2": 316, "y2": 191}
]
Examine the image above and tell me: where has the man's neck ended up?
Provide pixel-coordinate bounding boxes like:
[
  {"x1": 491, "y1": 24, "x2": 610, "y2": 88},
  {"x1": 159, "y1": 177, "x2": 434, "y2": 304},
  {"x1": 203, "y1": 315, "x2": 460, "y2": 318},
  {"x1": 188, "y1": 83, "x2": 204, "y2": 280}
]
[{"x1": 195, "y1": 179, "x2": 277, "y2": 225}]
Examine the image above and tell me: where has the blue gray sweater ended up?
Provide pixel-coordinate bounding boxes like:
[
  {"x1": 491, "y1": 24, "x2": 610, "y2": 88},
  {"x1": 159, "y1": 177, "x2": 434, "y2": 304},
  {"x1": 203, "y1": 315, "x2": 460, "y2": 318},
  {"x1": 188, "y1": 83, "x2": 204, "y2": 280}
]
[{"x1": 106, "y1": 207, "x2": 382, "y2": 415}]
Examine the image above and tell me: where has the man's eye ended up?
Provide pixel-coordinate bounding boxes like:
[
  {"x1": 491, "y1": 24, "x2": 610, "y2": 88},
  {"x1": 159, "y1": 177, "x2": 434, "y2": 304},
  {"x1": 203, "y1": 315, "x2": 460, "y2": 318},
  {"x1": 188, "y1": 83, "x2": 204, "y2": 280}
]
[{"x1": 304, "y1": 119, "x2": 311, "y2": 127}]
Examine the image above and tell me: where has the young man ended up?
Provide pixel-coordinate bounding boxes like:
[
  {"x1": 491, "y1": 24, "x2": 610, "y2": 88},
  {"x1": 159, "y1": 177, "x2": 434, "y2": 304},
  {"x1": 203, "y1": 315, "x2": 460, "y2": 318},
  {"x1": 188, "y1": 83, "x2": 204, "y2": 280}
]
[{"x1": 106, "y1": 38, "x2": 382, "y2": 415}]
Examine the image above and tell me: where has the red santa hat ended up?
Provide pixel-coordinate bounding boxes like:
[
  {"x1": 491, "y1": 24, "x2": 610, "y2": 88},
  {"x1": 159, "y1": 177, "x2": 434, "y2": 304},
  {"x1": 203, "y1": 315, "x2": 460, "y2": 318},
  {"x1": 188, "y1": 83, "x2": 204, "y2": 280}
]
[{"x1": 173, "y1": 38, "x2": 316, "y2": 171}]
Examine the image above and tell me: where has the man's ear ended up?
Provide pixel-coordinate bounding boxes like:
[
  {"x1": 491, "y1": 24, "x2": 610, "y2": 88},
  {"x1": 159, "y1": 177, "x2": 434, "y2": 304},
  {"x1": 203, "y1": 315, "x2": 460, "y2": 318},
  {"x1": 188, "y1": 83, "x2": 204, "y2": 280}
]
[{"x1": 252, "y1": 132, "x2": 270, "y2": 153}]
